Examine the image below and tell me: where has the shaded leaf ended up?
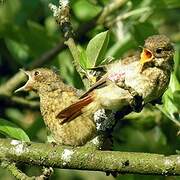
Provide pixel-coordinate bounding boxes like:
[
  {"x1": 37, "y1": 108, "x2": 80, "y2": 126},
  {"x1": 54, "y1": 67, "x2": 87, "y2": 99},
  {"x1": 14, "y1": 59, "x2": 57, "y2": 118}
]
[
  {"x1": 106, "y1": 34, "x2": 136, "y2": 58},
  {"x1": 1, "y1": 21, "x2": 58, "y2": 62},
  {"x1": 58, "y1": 50, "x2": 84, "y2": 89},
  {"x1": 0, "y1": 118, "x2": 30, "y2": 142},
  {"x1": 131, "y1": 22, "x2": 158, "y2": 45}
]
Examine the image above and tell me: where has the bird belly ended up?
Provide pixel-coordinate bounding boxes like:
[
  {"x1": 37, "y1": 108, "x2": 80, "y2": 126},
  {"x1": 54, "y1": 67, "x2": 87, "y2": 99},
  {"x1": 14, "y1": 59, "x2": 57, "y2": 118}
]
[
  {"x1": 96, "y1": 84, "x2": 133, "y2": 110},
  {"x1": 40, "y1": 92, "x2": 97, "y2": 146},
  {"x1": 50, "y1": 116, "x2": 96, "y2": 146},
  {"x1": 125, "y1": 75, "x2": 151, "y2": 98}
]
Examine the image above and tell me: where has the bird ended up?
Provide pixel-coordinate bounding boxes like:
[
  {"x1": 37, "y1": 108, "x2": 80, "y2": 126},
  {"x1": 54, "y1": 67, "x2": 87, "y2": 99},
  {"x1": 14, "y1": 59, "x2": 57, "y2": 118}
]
[
  {"x1": 57, "y1": 35, "x2": 174, "y2": 124},
  {"x1": 15, "y1": 35, "x2": 174, "y2": 147},
  {"x1": 15, "y1": 68, "x2": 97, "y2": 146}
]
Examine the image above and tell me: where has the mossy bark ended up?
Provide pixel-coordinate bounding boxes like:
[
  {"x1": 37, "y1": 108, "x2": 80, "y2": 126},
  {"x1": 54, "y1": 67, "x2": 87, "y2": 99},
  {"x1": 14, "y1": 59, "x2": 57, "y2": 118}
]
[{"x1": 0, "y1": 139, "x2": 180, "y2": 176}]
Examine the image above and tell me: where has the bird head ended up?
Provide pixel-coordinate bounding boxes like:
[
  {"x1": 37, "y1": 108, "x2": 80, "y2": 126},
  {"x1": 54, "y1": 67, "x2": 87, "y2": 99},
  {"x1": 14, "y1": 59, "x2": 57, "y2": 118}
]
[
  {"x1": 15, "y1": 68, "x2": 61, "y2": 93},
  {"x1": 140, "y1": 35, "x2": 174, "y2": 70}
]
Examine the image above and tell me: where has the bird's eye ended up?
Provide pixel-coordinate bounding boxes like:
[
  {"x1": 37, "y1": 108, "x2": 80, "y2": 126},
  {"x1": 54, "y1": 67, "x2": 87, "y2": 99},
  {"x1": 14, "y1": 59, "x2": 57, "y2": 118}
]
[
  {"x1": 156, "y1": 48, "x2": 163, "y2": 54},
  {"x1": 34, "y1": 71, "x2": 39, "y2": 76}
]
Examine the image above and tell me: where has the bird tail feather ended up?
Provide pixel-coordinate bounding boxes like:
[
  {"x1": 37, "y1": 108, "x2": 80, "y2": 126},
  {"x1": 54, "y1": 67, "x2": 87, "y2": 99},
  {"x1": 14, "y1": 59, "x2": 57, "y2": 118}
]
[{"x1": 56, "y1": 95, "x2": 93, "y2": 124}]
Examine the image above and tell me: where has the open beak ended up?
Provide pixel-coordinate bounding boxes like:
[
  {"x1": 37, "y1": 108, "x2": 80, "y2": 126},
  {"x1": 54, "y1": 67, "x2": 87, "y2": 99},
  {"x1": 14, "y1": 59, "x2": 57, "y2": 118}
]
[
  {"x1": 15, "y1": 69, "x2": 33, "y2": 93},
  {"x1": 140, "y1": 48, "x2": 153, "y2": 67}
]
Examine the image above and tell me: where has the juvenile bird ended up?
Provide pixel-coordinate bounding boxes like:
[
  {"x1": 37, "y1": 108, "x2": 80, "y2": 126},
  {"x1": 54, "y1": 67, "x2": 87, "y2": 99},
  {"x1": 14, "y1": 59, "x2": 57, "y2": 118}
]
[
  {"x1": 57, "y1": 35, "x2": 174, "y2": 123},
  {"x1": 16, "y1": 35, "x2": 174, "y2": 147},
  {"x1": 15, "y1": 68, "x2": 97, "y2": 146}
]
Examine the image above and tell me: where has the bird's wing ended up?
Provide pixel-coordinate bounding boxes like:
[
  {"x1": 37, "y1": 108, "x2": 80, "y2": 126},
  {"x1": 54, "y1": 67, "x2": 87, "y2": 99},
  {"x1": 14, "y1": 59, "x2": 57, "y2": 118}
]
[
  {"x1": 80, "y1": 76, "x2": 107, "y2": 98},
  {"x1": 120, "y1": 53, "x2": 140, "y2": 65},
  {"x1": 56, "y1": 74, "x2": 108, "y2": 124},
  {"x1": 56, "y1": 54, "x2": 139, "y2": 124},
  {"x1": 78, "y1": 54, "x2": 139, "y2": 98},
  {"x1": 56, "y1": 94, "x2": 93, "y2": 124}
]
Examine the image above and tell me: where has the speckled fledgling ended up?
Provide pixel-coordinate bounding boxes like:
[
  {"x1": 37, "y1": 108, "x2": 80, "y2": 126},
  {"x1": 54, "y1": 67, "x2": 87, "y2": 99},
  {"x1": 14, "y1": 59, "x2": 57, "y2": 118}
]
[
  {"x1": 16, "y1": 35, "x2": 174, "y2": 147},
  {"x1": 57, "y1": 35, "x2": 174, "y2": 123},
  {"x1": 15, "y1": 68, "x2": 97, "y2": 146}
]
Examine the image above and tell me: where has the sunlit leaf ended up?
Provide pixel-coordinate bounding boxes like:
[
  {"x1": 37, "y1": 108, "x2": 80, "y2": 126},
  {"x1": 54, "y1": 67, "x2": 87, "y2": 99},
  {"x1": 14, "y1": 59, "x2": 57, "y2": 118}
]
[
  {"x1": 78, "y1": 46, "x2": 90, "y2": 69},
  {"x1": 86, "y1": 30, "x2": 109, "y2": 67},
  {"x1": 106, "y1": 34, "x2": 136, "y2": 58},
  {"x1": 173, "y1": 90, "x2": 180, "y2": 109},
  {"x1": 169, "y1": 73, "x2": 180, "y2": 92},
  {"x1": 0, "y1": 118, "x2": 30, "y2": 142}
]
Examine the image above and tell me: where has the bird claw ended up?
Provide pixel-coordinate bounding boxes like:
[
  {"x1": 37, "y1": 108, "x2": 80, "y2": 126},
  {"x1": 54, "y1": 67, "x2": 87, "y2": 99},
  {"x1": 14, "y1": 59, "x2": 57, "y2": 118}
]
[
  {"x1": 150, "y1": 96, "x2": 162, "y2": 105},
  {"x1": 117, "y1": 83, "x2": 144, "y2": 112},
  {"x1": 51, "y1": 142, "x2": 58, "y2": 147},
  {"x1": 130, "y1": 94, "x2": 144, "y2": 112}
]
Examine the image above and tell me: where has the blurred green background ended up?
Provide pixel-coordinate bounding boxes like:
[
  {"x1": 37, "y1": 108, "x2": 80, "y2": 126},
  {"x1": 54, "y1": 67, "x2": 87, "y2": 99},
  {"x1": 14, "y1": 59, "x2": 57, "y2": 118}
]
[{"x1": 0, "y1": 0, "x2": 180, "y2": 179}]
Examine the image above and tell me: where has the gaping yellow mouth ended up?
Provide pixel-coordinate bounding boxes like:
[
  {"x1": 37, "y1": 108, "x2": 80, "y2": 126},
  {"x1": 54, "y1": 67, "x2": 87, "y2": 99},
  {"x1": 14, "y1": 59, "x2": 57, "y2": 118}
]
[{"x1": 140, "y1": 48, "x2": 153, "y2": 66}]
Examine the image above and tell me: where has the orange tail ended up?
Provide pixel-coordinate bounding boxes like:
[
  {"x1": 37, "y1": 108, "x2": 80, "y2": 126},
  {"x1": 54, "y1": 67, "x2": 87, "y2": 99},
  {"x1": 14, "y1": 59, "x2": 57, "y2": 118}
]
[{"x1": 56, "y1": 95, "x2": 93, "y2": 124}]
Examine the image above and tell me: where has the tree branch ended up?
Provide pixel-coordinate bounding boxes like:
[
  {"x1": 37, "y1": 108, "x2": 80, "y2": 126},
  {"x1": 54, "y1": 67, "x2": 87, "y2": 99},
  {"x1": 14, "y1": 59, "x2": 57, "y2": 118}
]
[
  {"x1": 0, "y1": 139, "x2": 180, "y2": 176},
  {"x1": 49, "y1": 1, "x2": 86, "y2": 84}
]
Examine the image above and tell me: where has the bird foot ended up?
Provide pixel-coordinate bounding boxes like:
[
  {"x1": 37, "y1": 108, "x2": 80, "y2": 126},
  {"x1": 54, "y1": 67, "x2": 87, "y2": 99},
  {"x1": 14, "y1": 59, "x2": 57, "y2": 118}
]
[{"x1": 117, "y1": 82, "x2": 144, "y2": 112}]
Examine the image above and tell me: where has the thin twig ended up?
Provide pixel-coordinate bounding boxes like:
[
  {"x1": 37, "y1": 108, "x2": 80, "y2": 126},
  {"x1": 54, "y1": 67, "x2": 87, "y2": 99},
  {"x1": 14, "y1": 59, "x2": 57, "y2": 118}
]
[
  {"x1": 97, "y1": 0, "x2": 128, "y2": 24},
  {"x1": 107, "y1": 7, "x2": 151, "y2": 27},
  {"x1": 0, "y1": 71, "x2": 25, "y2": 95},
  {"x1": 1, "y1": 161, "x2": 53, "y2": 180},
  {"x1": 1, "y1": 161, "x2": 34, "y2": 180},
  {"x1": 49, "y1": 1, "x2": 86, "y2": 84}
]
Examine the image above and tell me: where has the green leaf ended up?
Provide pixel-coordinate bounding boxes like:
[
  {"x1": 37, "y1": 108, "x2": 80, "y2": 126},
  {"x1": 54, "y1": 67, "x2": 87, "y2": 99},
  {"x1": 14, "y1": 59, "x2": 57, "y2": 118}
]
[
  {"x1": 58, "y1": 50, "x2": 84, "y2": 89},
  {"x1": 86, "y1": 30, "x2": 109, "y2": 67},
  {"x1": 163, "y1": 89, "x2": 177, "y2": 113},
  {"x1": 164, "y1": 0, "x2": 180, "y2": 8},
  {"x1": 173, "y1": 90, "x2": 180, "y2": 109},
  {"x1": 0, "y1": 118, "x2": 30, "y2": 142},
  {"x1": 106, "y1": 34, "x2": 136, "y2": 58},
  {"x1": 78, "y1": 46, "x2": 90, "y2": 69},
  {"x1": 169, "y1": 73, "x2": 180, "y2": 92},
  {"x1": 72, "y1": 0, "x2": 102, "y2": 21},
  {"x1": 1, "y1": 21, "x2": 58, "y2": 62},
  {"x1": 131, "y1": 22, "x2": 158, "y2": 45}
]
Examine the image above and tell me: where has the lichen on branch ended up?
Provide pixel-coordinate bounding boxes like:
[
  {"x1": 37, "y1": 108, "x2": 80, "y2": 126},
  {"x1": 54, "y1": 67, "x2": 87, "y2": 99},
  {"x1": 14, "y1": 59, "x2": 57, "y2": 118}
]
[{"x1": 0, "y1": 139, "x2": 180, "y2": 176}]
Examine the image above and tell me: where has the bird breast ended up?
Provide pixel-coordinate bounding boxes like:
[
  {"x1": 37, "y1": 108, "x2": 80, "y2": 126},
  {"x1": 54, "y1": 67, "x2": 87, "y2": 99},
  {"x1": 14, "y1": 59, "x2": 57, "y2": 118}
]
[
  {"x1": 124, "y1": 62, "x2": 170, "y2": 103},
  {"x1": 39, "y1": 90, "x2": 97, "y2": 146},
  {"x1": 107, "y1": 61, "x2": 170, "y2": 103}
]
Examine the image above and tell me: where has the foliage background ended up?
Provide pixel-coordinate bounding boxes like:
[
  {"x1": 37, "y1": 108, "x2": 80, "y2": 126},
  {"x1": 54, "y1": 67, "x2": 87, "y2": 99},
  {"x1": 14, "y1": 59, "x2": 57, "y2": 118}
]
[{"x1": 0, "y1": 0, "x2": 180, "y2": 179}]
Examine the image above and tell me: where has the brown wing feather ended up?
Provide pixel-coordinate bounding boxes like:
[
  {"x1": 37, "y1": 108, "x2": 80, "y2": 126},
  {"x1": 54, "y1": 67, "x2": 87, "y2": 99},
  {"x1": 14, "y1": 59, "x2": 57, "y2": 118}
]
[
  {"x1": 57, "y1": 94, "x2": 93, "y2": 124},
  {"x1": 57, "y1": 74, "x2": 108, "y2": 124},
  {"x1": 80, "y1": 76, "x2": 107, "y2": 99},
  {"x1": 59, "y1": 111, "x2": 82, "y2": 125},
  {"x1": 121, "y1": 53, "x2": 140, "y2": 65}
]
